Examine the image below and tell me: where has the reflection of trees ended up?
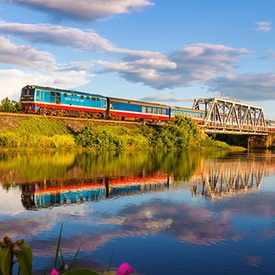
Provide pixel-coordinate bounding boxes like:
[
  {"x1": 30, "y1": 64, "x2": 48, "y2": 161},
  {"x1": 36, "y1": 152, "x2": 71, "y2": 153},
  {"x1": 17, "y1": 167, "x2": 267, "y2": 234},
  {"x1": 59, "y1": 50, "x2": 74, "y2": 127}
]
[
  {"x1": 75, "y1": 150, "x2": 205, "y2": 182},
  {"x1": 190, "y1": 156, "x2": 266, "y2": 199},
  {"x1": 0, "y1": 150, "x2": 208, "y2": 185},
  {"x1": 0, "y1": 151, "x2": 76, "y2": 182}
]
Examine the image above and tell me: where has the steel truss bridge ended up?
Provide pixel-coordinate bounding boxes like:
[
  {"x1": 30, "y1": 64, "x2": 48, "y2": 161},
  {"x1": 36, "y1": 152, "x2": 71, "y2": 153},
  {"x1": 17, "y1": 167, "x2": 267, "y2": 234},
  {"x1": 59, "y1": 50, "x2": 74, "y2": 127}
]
[{"x1": 193, "y1": 96, "x2": 267, "y2": 135}]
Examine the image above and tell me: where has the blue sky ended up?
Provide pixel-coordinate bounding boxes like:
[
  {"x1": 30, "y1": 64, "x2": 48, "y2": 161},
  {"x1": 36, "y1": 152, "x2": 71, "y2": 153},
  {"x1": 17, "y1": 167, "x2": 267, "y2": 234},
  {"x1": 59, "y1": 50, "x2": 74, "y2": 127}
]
[{"x1": 1, "y1": 0, "x2": 275, "y2": 119}]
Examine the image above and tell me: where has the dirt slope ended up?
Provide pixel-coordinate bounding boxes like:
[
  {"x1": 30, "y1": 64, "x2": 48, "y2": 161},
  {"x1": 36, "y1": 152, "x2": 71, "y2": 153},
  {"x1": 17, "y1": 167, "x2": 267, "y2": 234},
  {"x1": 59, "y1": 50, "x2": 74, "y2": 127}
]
[{"x1": 0, "y1": 112, "x2": 142, "y2": 132}]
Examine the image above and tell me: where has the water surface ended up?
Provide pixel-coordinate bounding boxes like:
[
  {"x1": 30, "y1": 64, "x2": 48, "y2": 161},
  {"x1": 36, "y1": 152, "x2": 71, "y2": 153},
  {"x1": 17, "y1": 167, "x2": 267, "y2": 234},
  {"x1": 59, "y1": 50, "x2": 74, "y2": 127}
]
[{"x1": 0, "y1": 150, "x2": 275, "y2": 274}]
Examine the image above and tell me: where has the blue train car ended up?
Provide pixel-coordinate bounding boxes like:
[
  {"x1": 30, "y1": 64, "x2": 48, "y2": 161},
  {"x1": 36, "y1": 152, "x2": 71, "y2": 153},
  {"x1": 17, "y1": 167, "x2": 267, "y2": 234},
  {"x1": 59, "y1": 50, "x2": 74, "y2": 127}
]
[
  {"x1": 21, "y1": 85, "x2": 107, "y2": 118},
  {"x1": 170, "y1": 106, "x2": 205, "y2": 124},
  {"x1": 107, "y1": 97, "x2": 170, "y2": 122}
]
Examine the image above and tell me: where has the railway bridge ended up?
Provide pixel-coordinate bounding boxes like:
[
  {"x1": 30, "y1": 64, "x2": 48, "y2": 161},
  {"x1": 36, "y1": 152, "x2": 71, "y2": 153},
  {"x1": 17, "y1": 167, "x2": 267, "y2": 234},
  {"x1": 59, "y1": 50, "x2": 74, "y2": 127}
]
[{"x1": 192, "y1": 96, "x2": 275, "y2": 149}]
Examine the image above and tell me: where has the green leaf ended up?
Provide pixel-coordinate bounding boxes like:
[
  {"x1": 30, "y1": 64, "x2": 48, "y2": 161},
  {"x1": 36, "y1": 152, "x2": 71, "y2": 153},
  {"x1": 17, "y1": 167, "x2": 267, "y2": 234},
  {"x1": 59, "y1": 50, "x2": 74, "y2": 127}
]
[
  {"x1": 68, "y1": 243, "x2": 82, "y2": 271},
  {"x1": 66, "y1": 269, "x2": 100, "y2": 275},
  {"x1": 14, "y1": 241, "x2": 33, "y2": 275},
  {"x1": 54, "y1": 223, "x2": 63, "y2": 268},
  {"x1": 14, "y1": 250, "x2": 32, "y2": 275},
  {"x1": 0, "y1": 246, "x2": 11, "y2": 275},
  {"x1": 17, "y1": 242, "x2": 33, "y2": 263}
]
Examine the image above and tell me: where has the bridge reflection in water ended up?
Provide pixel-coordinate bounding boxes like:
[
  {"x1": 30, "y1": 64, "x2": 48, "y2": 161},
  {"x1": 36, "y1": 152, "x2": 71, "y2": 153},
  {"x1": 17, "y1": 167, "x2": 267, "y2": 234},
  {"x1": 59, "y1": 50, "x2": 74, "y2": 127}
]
[{"x1": 189, "y1": 158, "x2": 265, "y2": 199}]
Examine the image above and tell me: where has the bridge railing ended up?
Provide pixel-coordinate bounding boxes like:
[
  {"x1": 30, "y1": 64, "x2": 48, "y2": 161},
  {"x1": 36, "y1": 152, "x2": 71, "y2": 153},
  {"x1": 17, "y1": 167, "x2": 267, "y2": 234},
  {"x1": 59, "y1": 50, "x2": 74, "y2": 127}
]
[{"x1": 199, "y1": 121, "x2": 268, "y2": 135}]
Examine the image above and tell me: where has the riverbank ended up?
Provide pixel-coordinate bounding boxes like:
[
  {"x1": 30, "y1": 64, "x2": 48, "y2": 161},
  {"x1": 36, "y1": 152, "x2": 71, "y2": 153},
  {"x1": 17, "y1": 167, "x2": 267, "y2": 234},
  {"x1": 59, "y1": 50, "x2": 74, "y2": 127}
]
[{"x1": 0, "y1": 112, "x2": 245, "y2": 151}]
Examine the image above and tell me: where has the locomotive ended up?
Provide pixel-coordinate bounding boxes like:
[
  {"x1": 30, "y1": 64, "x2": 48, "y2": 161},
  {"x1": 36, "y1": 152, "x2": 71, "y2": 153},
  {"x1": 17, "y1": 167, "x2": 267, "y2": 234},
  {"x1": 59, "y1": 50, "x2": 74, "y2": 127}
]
[{"x1": 20, "y1": 85, "x2": 206, "y2": 124}]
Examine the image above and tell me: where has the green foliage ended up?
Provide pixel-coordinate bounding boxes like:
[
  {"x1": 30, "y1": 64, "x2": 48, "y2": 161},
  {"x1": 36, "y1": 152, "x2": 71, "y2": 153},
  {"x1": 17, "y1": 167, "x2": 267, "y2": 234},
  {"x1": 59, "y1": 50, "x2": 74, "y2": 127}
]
[
  {"x1": 214, "y1": 134, "x2": 248, "y2": 148},
  {"x1": 0, "y1": 237, "x2": 33, "y2": 275},
  {"x1": 202, "y1": 137, "x2": 231, "y2": 149},
  {"x1": 75, "y1": 116, "x2": 206, "y2": 151},
  {"x1": 0, "y1": 114, "x2": 235, "y2": 151},
  {"x1": 0, "y1": 97, "x2": 22, "y2": 113},
  {"x1": 18, "y1": 117, "x2": 70, "y2": 136},
  {"x1": 0, "y1": 117, "x2": 75, "y2": 149},
  {"x1": 75, "y1": 123, "x2": 149, "y2": 150},
  {"x1": 146, "y1": 115, "x2": 203, "y2": 150}
]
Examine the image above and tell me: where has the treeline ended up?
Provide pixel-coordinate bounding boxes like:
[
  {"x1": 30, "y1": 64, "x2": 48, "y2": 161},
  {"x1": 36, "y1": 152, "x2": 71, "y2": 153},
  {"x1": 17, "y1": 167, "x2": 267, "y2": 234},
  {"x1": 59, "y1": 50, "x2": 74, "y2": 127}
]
[
  {"x1": 0, "y1": 115, "x2": 232, "y2": 150},
  {"x1": 0, "y1": 97, "x2": 22, "y2": 113}
]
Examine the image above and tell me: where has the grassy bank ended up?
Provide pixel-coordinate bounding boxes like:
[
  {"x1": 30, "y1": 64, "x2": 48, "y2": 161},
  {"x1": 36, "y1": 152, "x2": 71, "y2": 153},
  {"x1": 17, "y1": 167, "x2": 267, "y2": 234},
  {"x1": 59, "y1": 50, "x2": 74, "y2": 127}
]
[{"x1": 0, "y1": 115, "x2": 241, "y2": 151}]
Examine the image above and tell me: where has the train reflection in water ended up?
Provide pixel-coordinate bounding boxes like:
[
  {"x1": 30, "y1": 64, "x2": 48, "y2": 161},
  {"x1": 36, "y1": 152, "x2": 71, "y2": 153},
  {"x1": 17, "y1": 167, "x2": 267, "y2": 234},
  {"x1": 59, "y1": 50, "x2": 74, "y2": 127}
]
[
  {"x1": 21, "y1": 157, "x2": 267, "y2": 209},
  {"x1": 21, "y1": 175, "x2": 171, "y2": 210},
  {"x1": 189, "y1": 157, "x2": 265, "y2": 200}
]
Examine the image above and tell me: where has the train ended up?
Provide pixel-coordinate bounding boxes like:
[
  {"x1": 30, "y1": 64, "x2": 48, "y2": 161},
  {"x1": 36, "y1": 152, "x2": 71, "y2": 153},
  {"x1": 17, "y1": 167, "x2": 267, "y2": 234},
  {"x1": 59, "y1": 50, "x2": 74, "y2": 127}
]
[{"x1": 20, "y1": 85, "x2": 205, "y2": 124}]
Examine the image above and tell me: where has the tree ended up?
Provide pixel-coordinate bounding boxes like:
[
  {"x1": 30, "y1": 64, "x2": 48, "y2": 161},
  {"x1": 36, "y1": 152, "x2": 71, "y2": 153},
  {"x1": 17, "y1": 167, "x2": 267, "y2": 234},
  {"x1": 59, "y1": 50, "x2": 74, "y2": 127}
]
[{"x1": 0, "y1": 97, "x2": 22, "y2": 113}]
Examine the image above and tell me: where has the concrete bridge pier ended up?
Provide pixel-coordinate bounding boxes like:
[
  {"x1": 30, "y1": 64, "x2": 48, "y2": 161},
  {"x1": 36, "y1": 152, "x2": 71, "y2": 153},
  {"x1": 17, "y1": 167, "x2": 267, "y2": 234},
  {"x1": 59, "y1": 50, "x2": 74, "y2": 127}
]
[{"x1": 248, "y1": 133, "x2": 275, "y2": 149}]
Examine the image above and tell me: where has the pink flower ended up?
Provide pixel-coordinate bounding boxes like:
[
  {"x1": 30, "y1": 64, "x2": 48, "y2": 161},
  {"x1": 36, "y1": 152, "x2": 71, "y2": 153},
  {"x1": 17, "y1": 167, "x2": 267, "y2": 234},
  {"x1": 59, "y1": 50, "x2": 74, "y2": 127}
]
[
  {"x1": 50, "y1": 268, "x2": 59, "y2": 275},
  {"x1": 116, "y1": 263, "x2": 133, "y2": 275}
]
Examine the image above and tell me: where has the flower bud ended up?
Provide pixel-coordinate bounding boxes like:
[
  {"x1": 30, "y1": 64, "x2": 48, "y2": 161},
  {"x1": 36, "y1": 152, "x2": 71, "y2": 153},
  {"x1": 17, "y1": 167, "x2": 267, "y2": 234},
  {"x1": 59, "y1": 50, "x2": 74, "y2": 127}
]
[
  {"x1": 3, "y1": 236, "x2": 12, "y2": 245},
  {"x1": 16, "y1": 239, "x2": 25, "y2": 245},
  {"x1": 12, "y1": 245, "x2": 21, "y2": 255}
]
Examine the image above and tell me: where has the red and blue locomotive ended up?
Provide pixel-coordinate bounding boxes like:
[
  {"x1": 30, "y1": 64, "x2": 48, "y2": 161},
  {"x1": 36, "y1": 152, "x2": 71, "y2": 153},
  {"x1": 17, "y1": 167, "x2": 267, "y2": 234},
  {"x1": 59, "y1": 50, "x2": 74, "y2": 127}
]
[{"x1": 21, "y1": 85, "x2": 205, "y2": 124}]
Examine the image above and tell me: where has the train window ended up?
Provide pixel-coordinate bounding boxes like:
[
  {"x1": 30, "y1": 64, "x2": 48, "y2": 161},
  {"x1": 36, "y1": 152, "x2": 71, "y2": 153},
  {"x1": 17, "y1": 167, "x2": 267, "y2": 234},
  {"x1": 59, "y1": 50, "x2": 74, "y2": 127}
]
[
  {"x1": 57, "y1": 93, "x2": 61, "y2": 97},
  {"x1": 142, "y1": 107, "x2": 146, "y2": 113},
  {"x1": 153, "y1": 108, "x2": 156, "y2": 114},
  {"x1": 162, "y1": 109, "x2": 166, "y2": 115},
  {"x1": 80, "y1": 96, "x2": 84, "y2": 99},
  {"x1": 92, "y1": 97, "x2": 95, "y2": 101},
  {"x1": 158, "y1": 109, "x2": 161, "y2": 114},
  {"x1": 64, "y1": 93, "x2": 67, "y2": 97},
  {"x1": 148, "y1": 107, "x2": 151, "y2": 113},
  {"x1": 97, "y1": 98, "x2": 100, "y2": 101},
  {"x1": 50, "y1": 92, "x2": 55, "y2": 96},
  {"x1": 86, "y1": 96, "x2": 90, "y2": 100}
]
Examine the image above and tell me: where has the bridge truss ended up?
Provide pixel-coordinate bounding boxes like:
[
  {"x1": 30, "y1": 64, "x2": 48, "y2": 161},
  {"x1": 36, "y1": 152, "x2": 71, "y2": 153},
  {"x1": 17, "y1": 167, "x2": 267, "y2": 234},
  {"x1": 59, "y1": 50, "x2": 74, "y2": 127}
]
[
  {"x1": 193, "y1": 97, "x2": 268, "y2": 135},
  {"x1": 190, "y1": 158, "x2": 265, "y2": 200}
]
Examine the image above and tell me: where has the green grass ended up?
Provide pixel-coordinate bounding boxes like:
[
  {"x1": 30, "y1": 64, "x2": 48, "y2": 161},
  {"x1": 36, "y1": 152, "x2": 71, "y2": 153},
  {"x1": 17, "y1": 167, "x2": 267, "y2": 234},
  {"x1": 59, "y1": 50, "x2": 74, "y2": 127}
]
[{"x1": 0, "y1": 115, "x2": 243, "y2": 151}]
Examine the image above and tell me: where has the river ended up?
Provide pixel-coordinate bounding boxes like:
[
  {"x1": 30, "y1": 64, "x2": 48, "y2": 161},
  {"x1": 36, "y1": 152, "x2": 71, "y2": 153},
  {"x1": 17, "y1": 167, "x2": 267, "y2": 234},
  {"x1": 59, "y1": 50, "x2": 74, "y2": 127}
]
[{"x1": 0, "y1": 150, "x2": 275, "y2": 274}]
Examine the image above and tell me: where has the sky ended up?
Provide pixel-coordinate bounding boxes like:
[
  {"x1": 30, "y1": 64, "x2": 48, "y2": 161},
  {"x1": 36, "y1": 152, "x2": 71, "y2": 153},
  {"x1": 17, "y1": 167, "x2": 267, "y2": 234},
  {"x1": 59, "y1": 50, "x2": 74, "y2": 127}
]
[{"x1": 0, "y1": 0, "x2": 275, "y2": 119}]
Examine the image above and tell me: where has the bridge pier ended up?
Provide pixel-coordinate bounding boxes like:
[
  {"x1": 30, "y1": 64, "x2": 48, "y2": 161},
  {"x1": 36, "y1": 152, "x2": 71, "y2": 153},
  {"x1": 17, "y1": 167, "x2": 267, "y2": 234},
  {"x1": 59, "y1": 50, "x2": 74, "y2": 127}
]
[{"x1": 248, "y1": 133, "x2": 275, "y2": 149}]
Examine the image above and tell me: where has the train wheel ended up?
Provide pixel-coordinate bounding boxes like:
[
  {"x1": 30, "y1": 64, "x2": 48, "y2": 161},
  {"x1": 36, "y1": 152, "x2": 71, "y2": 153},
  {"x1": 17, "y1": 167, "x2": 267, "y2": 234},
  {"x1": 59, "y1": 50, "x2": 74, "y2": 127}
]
[
  {"x1": 92, "y1": 113, "x2": 102, "y2": 119},
  {"x1": 78, "y1": 111, "x2": 86, "y2": 118},
  {"x1": 49, "y1": 109, "x2": 57, "y2": 116},
  {"x1": 86, "y1": 113, "x2": 92, "y2": 119},
  {"x1": 39, "y1": 108, "x2": 47, "y2": 115},
  {"x1": 57, "y1": 110, "x2": 67, "y2": 116}
]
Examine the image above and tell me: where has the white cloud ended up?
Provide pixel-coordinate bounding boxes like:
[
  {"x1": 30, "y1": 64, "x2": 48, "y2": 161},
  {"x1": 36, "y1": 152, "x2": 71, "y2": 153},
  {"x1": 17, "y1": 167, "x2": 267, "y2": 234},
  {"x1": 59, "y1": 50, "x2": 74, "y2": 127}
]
[
  {"x1": 3, "y1": 0, "x2": 154, "y2": 22},
  {"x1": 0, "y1": 69, "x2": 93, "y2": 101},
  {"x1": 0, "y1": 36, "x2": 55, "y2": 68},
  {"x1": 0, "y1": 23, "x2": 252, "y2": 91},
  {"x1": 0, "y1": 22, "x2": 115, "y2": 51},
  {"x1": 140, "y1": 93, "x2": 194, "y2": 103},
  {"x1": 97, "y1": 43, "x2": 251, "y2": 90},
  {"x1": 254, "y1": 22, "x2": 272, "y2": 32},
  {"x1": 208, "y1": 73, "x2": 275, "y2": 101}
]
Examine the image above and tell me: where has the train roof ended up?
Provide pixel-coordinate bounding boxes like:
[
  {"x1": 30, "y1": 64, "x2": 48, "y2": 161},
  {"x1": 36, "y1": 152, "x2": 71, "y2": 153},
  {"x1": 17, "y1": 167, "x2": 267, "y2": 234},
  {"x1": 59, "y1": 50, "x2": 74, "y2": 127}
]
[
  {"x1": 170, "y1": 105, "x2": 205, "y2": 113},
  {"x1": 22, "y1": 85, "x2": 106, "y2": 99},
  {"x1": 107, "y1": 96, "x2": 170, "y2": 108}
]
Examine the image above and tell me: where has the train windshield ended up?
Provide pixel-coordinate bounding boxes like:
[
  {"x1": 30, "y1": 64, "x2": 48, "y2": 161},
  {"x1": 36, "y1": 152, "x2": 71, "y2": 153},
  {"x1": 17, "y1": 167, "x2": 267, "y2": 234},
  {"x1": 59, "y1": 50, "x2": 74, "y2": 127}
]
[{"x1": 21, "y1": 86, "x2": 35, "y2": 101}]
